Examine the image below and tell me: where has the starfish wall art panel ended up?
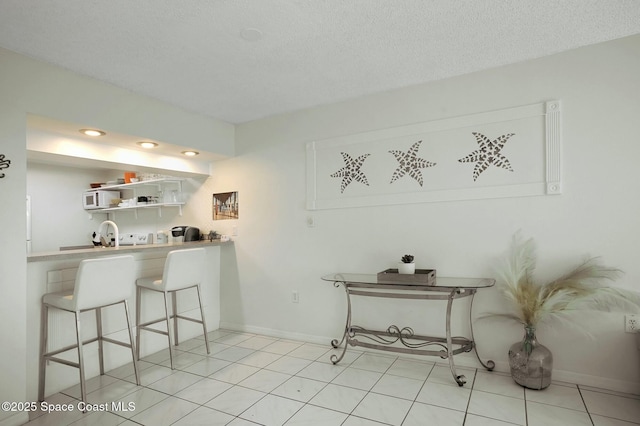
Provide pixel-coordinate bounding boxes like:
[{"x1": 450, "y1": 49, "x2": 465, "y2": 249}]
[
  {"x1": 388, "y1": 140, "x2": 437, "y2": 187},
  {"x1": 306, "y1": 100, "x2": 561, "y2": 210},
  {"x1": 330, "y1": 152, "x2": 372, "y2": 193},
  {"x1": 458, "y1": 132, "x2": 515, "y2": 181}
]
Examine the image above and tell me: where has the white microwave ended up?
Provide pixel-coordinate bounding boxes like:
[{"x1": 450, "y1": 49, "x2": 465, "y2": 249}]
[{"x1": 83, "y1": 190, "x2": 120, "y2": 209}]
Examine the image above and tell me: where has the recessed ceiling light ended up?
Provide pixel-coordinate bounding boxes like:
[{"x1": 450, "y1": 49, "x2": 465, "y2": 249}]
[
  {"x1": 181, "y1": 150, "x2": 199, "y2": 157},
  {"x1": 80, "y1": 129, "x2": 105, "y2": 137},
  {"x1": 240, "y1": 27, "x2": 263, "y2": 41},
  {"x1": 137, "y1": 141, "x2": 158, "y2": 149}
]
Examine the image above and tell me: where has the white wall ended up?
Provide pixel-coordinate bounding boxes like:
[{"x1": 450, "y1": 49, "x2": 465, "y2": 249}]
[
  {"x1": 0, "y1": 47, "x2": 233, "y2": 426},
  {"x1": 213, "y1": 34, "x2": 640, "y2": 392},
  {"x1": 0, "y1": 99, "x2": 28, "y2": 426},
  {"x1": 27, "y1": 163, "x2": 108, "y2": 251}
]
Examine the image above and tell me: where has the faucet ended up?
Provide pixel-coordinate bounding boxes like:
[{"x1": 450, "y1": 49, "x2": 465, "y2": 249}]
[{"x1": 95, "y1": 220, "x2": 119, "y2": 247}]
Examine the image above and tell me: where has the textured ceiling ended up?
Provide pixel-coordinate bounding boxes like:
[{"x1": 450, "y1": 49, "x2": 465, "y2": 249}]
[{"x1": 1, "y1": 0, "x2": 640, "y2": 124}]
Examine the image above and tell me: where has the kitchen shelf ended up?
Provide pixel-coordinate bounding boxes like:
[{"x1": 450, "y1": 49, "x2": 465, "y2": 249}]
[
  {"x1": 86, "y1": 202, "x2": 185, "y2": 218},
  {"x1": 85, "y1": 178, "x2": 185, "y2": 218},
  {"x1": 98, "y1": 202, "x2": 185, "y2": 212},
  {"x1": 90, "y1": 177, "x2": 184, "y2": 191}
]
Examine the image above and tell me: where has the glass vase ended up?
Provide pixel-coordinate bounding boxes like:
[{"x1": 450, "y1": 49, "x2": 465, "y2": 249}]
[{"x1": 508, "y1": 326, "x2": 553, "y2": 390}]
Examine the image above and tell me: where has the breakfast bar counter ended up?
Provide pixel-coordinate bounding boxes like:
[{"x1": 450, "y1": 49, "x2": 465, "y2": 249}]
[
  {"x1": 28, "y1": 239, "x2": 232, "y2": 262},
  {"x1": 26, "y1": 241, "x2": 230, "y2": 402}
]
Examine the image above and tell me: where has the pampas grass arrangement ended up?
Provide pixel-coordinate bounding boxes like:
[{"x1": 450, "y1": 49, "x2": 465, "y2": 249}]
[
  {"x1": 490, "y1": 233, "x2": 640, "y2": 390},
  {"x1": 494, "y1": 234, "x2": 640, "y2": 329}
]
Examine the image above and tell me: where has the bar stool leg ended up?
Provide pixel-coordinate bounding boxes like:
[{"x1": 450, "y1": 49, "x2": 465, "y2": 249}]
[
  {"x1": 74, "y1": 311, "x2": 87, "y2": 410},
  {"x1": 196, "y1": 285, "x2": 210, "y2": 354},
  {"x1": 123, "y1": 300, "x2": 140, "y2": 385},
  {"x1": 172, "y1": 291, "x2": 179, "y2": 346},
  {"x1": 163, "y1": 292, "x2": 175, "y2": 369},
  {"x1": 96, "y1": 307, "x2": 104, "y2": 375},
  {"x1": 135, "y1": 286, "x2": 142, "y2": 361},
  {"x1": 38, "y1": 304, "x2": 48, "y2": 401}
]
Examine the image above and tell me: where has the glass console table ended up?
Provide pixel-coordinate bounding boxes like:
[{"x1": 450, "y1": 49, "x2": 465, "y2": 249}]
[{"x1": 321, "y1": 273, "x2": 495, "y2": 386}]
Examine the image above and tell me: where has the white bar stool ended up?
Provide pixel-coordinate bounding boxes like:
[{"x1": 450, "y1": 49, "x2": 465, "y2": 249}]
[
  {"x1": 38, "y1": 255, "x2": 140, "y2": 407},
  {"x1": 136, "y1": 248, "x2": 210, "y2": 369}
]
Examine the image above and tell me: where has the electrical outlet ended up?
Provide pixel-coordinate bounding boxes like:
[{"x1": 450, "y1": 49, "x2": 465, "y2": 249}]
[
  {"x1": 292, "y1": 291, "x2": 299, "y2": 303},
  {"x1": 625, "y1": 314, "x2": 639, "y2": 333}
]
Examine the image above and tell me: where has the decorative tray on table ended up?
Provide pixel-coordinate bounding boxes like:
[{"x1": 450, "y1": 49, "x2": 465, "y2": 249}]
[{"x1": 377, "y1": 268, "x2": 436, "y2": 285}]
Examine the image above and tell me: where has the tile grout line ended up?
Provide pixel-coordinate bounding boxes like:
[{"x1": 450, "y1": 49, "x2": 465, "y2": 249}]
[
  {"x1": 116, "y1": 332, "x2": 280, "y2": 425},
  {"x1": 349, "y1": 351, "x2": 399, "y2": 424},
  {"x1": 35, "y1": 330, "x2": 640, "y2": 426},
  {"x1": 461, "y1": 367, "x2": 477, "y2": 425},
  {"x1": 209, "y1": 333, "x2": 302, "y2": 424},
  {"x1": 236, "y1": 346, "x2": 327, "y2": 425},
  {"x1": 211, "y1": 333, "x2": 340, "y2": 425},
  {"x1": 37, "y1": 332, "x2": 253, "y2": 425},
  {"x1": 212, "y1": 339, "x2": 370, "y2": 424},
  {"x1": 576, "y1": 384, "x2": 596, "y2": 426},
  {"x1": 523, "y1": 385, "x2": 528, "y2": 426},
  {"x1": 180, "y1": 332, "x2": 295, "y2": 424},
  {"x1": 396, "y1": 361, "x2": 436, "y2": 426},
  {"x1": 139, "y1": 336, "x2": 464, "y2": 425},
  {"x1": 241, "y1": 339, "x2": 485, "y2": 425}
]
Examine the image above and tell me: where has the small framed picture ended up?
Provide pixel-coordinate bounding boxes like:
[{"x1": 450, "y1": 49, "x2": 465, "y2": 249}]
[{"x1": 213, "y1": 191, "x2": 238, "y2": 220}]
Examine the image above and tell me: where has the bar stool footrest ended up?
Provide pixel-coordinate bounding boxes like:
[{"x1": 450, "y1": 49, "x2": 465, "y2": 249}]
[
  {"x1": 139, "y1": 324, "x2": 170, "y2": 336},
  {"x1": 44, "y1": 356, "x2": 80, "y2": 369}
]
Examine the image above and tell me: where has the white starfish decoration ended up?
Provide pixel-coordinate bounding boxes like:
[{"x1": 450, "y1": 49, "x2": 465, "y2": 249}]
[
  {"x1": 388, "y1": 140, "x2": 436, "y2": 187},
  {"x1": 458, "y1": 132, "x2": 515, "y2": 181},
  {"x1": 330, "y1": 152, "x2": 371, "y2": 193}
]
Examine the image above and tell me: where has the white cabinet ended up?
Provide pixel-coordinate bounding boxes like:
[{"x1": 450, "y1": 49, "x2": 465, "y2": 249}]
[{"x1": 85, "y1": 178, "x2": 185, "y2": 218}]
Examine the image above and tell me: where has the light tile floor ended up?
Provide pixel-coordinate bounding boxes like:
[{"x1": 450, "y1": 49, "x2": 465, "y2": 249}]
[{"x1": 26, "y1": 329, "x2": 640, "y2": 426}]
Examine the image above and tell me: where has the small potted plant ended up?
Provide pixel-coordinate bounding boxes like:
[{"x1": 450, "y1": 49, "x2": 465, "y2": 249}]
[{"x1": 398, "y1": 254, "x2": 415, "y2": 274}]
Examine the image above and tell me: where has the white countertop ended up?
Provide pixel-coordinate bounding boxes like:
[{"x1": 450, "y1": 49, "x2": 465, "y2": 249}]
[{"x1": 27, "y1": 240, "x2": 232, "y2": 262}]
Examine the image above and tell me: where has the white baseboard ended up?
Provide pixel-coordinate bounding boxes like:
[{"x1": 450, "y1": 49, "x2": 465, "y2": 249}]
[
  {"x1": 219, "y1": 322, "x2": 331, "y2": 346},
  {"x1": 218, "y1": 322, "x2": 640, "y2": 395},
  {"x1": 480, "y1": 359, "x2": 640, "y2": 395}
]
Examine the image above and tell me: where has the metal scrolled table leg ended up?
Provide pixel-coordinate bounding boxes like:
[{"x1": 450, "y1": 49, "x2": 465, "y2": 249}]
[
  {"x1": 469, "y1": 290, "x2": 495, "y2": 371},
  {"x1": 446, "y1": 288, "x2": 466, "y2": 386},
  {"x1": 330, "y1": 281, "x2": 351, "y2": 364}
]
